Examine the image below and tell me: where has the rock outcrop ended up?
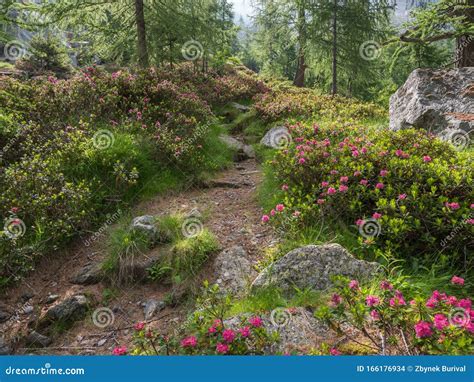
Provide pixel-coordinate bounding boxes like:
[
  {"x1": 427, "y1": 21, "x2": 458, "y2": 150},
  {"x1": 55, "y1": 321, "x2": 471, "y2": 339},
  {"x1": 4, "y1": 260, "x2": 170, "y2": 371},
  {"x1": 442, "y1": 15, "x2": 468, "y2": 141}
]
[
  {"x1": 260, "y1": 126, "x2": 292, "y2": 149},
  {"x1": 219, "y1": 135, "x2": 255, "y2": 161},
  {"x1": 252, "y1": 244, "x2": 381, "y2": 294},
  {"x1": 389, "y1": 68, "x2": 474, "y2": 136},
  {"x1": 213, "y1": 246, "x2": 257, "y2": 295}
]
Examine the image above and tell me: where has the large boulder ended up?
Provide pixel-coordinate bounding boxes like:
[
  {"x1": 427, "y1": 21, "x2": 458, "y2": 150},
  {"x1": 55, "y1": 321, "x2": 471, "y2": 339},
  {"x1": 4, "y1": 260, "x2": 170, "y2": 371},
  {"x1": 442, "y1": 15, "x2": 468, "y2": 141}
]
[
  {"x1": 213, "y1": 246, "x2": 257, "y2": 295},
  {"x1": 260, "y1": 126, "x2": 292, "y2": 149},
  {"x1": 219, "y1": 135, "x2": 255, "y2": 161},
  {"x1": 389, "y1": 68, "x2": 474, "y2": 135},
  {"x1": 225, "y1": 307, "x2": 335, "y2": 354},
  {"x1": 252, "y1": 244, "x2": 381, "y2": 294}
]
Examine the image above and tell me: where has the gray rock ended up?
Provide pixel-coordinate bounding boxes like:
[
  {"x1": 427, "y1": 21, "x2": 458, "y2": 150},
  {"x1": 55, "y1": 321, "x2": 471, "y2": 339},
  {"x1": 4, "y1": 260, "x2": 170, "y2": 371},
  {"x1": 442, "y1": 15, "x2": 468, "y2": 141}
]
[
  {"x1": 22, "y1": 305, "x2": 34, "y2": 315},
  {"x1": 214, "y1": 246, "x2": 257, "y2": 295},
  {"x1": 252, "y1": 244, "x2": 381, "y2": 294},
  {"x1": 225, "y1": 307, "x2": 334, "y2": 354},
  {"x1": 389, "y1": 68, "x2": 474, "y2": 135},
  {"x1": 42, "y1": 295, "x2": 88, "y2": 324},
  {"x1": 45, "y1": 294, "x2": 60, "y2": 304},
  {"x1": 219, "y1": 135, "x2": 255, "y2": 161},
  {"x1": 130, "y1": 215, "x2": 158, "y2": 241},
  {"x1": 25, "y1": 331, "x2": 52, "y2": 348},
  {"x1": 143, "y1": 299, "x2": 165, "y2": 320},
  {"x1": 71, "y1": 263, "x2": 103, "y2": 285},
  {"x1": 0, "y1": 337, "x2": 11, "y2": 355},
  {"x1": 97, "y1": 338, "x2": 107, "y2": 347},
  {"x1": 260, "y1": 126, "x2": 292, "y2": 149}
]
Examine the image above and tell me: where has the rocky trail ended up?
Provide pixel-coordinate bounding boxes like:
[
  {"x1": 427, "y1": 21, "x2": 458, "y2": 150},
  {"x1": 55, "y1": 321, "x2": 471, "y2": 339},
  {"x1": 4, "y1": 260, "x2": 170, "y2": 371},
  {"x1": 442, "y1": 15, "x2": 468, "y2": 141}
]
[{"x1": 0, "y1": 130, "x2": 279, "y2": 355}]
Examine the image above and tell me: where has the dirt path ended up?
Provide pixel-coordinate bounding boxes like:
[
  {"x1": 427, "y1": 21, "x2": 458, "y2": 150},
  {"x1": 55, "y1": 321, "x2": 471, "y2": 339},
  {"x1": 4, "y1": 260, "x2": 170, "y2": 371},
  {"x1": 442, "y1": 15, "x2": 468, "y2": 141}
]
[{"x1": 0, "y1": 151, "x2": 276, "y2": 355}]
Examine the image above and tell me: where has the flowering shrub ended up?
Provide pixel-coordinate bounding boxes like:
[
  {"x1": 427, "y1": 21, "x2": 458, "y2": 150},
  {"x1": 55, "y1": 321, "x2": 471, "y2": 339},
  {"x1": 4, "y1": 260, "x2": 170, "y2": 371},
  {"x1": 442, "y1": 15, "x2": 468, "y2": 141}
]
[
  {"x1": 253, "y1": 88, "x2": 385, "y2": 123},
  {"x1": 123, "y1": 283, "x2": 275, "y2": 356},
  {"x1": 263, "y1": 121, "x2": 473, "y2": 265},
  {"x1": 316, "y1": 276, "x2": 473, "y2": 355}
]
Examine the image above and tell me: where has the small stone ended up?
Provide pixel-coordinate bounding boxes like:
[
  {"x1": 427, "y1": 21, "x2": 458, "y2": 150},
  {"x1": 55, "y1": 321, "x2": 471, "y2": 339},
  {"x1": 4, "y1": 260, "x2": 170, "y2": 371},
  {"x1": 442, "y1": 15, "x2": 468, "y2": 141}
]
[
  {"x1": 143, "y1": 299, "x2": 165, "y2": 320},
  {"x1": 45, "y1": 294, "x2": 60, "y2": 304},
  {"x1": 97, "y1": 338, "x2": 107, "y2": 347},
  {"x1": 25, "y1": 331, "x2": 52, "y2": 348},
  {"x1": 130, "y1": 215, "x2": 159, "y2": 242},
  {"x1": 70, "y1": 263, "x2": 103, "y2": 285}
]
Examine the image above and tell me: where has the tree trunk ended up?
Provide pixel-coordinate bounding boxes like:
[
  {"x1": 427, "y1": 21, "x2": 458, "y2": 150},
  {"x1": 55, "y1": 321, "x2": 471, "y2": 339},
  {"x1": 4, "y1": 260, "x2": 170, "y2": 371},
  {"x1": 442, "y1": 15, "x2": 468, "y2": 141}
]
[
  {"x1": 135, "y1": 0, "x2": 149, "y2": 68},
  {"x1": 456, "y1": 0, "x2": 474, "y2": 67},
  {"x1": 293, "y1": 1, "x2": 307, "y2": 87},
  {"x1": 331, "y1": 0, "x2": 337, "y2": 95}
]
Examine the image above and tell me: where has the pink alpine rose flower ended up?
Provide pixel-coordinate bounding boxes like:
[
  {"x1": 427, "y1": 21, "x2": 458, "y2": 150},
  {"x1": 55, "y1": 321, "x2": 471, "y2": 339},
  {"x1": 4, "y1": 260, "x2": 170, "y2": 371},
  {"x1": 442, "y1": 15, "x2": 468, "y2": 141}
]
[
  {"x1": 433, "y1": 314, "x2": 449, "y2": 330},
  {"x1": 414, "y1": 321, "x2": 432, "y2": 338},
  {"x1": 372, "y1": 212, "x2": 382, "y2": 220},
  {"x1": 328, "y1": 187, "x2": 337, "y2": 195},
  {"x1": 365, "y1": 295, "x2": 380, "y2": 307},
  {"x1": 349, "y1": 280, "x2": 359, "y2": 290},
  {"x1": 216, "y1": 343, "x2": 229, "y2": 354},
  {"x1": 423, "y1": 155, "x2": 432, "y2": 163},
  {"x1": 276, "y1": 204, "x2": 285, "y2": 212},
  {"x1": 451, "y1": 276, "x2": 464, "y2": 285},
  {"x1": 112, "y1": 346, "x2": 127, "y2": 356},
  {"x1": 249, "y1": 316, "x2": 263, "y2": 328},
  {"x1": 222, "y1": 329, "x2": 235, "y2": 343},
  {"x1": 181, "y1": 336, "x2": 198, "y2": 348},
  {"x1": 261, "y1": 215, "x2": 270, "y2": 223}
]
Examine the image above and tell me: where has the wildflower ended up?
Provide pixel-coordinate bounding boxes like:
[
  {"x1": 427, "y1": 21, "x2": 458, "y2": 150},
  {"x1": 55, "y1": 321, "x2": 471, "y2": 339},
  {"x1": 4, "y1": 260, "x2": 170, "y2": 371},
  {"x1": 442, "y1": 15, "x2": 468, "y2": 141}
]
[
  {"x1": 380, "y1": 280, "x2": 393, "y2": 290},
  {"x1": 249, "y1": 316, "x2": 263, "y2": 328},
  {"x1": 330, "y1": 348, "x2": 342, "y2": 355},
  {"x1": 299, "y1": 158, "x2": 306, "y2": 164},
  {"x1": 375, "y1": 183, "x2": 385, "y2": 190},
  {"x1": 352, "y1": 150, "x2": 360, "y2": 158},
  {"x1": 348, "y1": 280, "x2": 359, "y2": 290},
  {"x1": 339, "y1": 185, "x2": 348, "y2": 193},
  {"x1": 213, "y1": 319, "x2": 222, "y2": 327},
  {"x1": 467, "y1": 219, "x2": 474, "y2": 225},
  {"x1": 433, "y1": 314, "x2": 449, "y2": 330},
  {"x1": 270, "y1": 209, "x2": 276, "y2": 216},
  {"x1": 354, "y1": 171, "x2": 362, "y2": 176},
  {"x1": 222, "y1": 329, "x2": 235, "y2": 343},
  {"x1": 446, "y1": 202, "x2": 460, "y2": 210},
  {"x1": 239, "y1": 326, "x2": 251, "y2": 338},
  {"x1": 282, "y1": 184, "x2": 289, "y2": 191},
  {"x1": 370, "y1": 310, "x2": 380, "y2": 320},
  {"x1": 365, "y1": 295, "x2": 380, "y2": 307},
  {"x1": 355, "y1": 219, "x2": 364, "y2": 226},
  {"x1": 340, "y1": 176, "x2": 349, "y2": 183},
  {"x1": 389, "y1": 291, "x2": 406, "y2": 307},
  {"x1": 208, "y1": 326, "x2": 217, "y2": 334},
  {"x1": 293, "y1": 211, "x2": 301, "y2": 217},
  {"x1": 134, "y1": 322, "x2": 145, "y2": 331},
  {"x1": 11, "y1": 207, "x2": 19, "y2": 214},
  {"x1": 398, "y1": 194, "x2": 407, "y2": 200},
  {"x1": 330, "y1": 170, "x2": 339, "y2": 175},
  {"x1": 457, "y1": 299, "x2": 472, "y2": 310},
  {"x1": 112, "y1": 346, "x2": 127, "y2": 356},
  {"x1": 426, "y1": 298, "x2": 438, "y2": 308},
  {"x1": 372, "y1": 212, "x2": 382, "y2": 220},
  {"x1": 331, "y1": 293, "x2": 343, "y2": 306},
  {"x1": 380, "y1": 170, "x2": 389, "y2": 177},
  {"x1": 321, "y1": 181, "x2": 329, "y2": 187},
  {"x1": 317, "y1": 199, "x2": 326, "y2": 205},
  {"x1": 261, "y1": 215, "x2": 270, "y2": 223},
  {"x1": 216, "y1": 343, "x2": 229, "y2": 354},
  {"x1": 276, "y1": 204, "x2": 285, "y2": 212},
  {"x1": 451, "y1": 276, "x2": 464, "y2": 285},
  {"x1": 414, "y1": 321, "x2": 432, "y2": 338},
  {"x1": 328, "y1": 187, "x2": 337, "y2": 195},
  {"x1": 360, "y1": 179, "x2": 368, "y2": 186},
  {"x1": 181, "y1": 336, "x2": 197, "y2": 348},
  {"x1": 423, "y1": 155, "x2": 432, "y2": 163}
]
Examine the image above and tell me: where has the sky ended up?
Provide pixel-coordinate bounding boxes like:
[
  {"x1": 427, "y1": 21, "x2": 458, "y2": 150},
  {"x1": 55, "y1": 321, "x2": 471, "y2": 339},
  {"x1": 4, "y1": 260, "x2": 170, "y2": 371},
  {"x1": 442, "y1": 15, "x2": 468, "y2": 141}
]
[{"x1": 230, "y1": 0, "x2": 254, "y2": 21}]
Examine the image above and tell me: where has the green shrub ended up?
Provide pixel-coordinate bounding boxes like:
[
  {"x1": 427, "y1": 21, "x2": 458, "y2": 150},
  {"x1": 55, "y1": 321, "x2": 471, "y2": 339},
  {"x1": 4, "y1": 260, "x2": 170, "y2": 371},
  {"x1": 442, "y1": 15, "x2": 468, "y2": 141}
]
[{"x1": 262, "y1": 122, "x2": 473, "y2": 267}]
